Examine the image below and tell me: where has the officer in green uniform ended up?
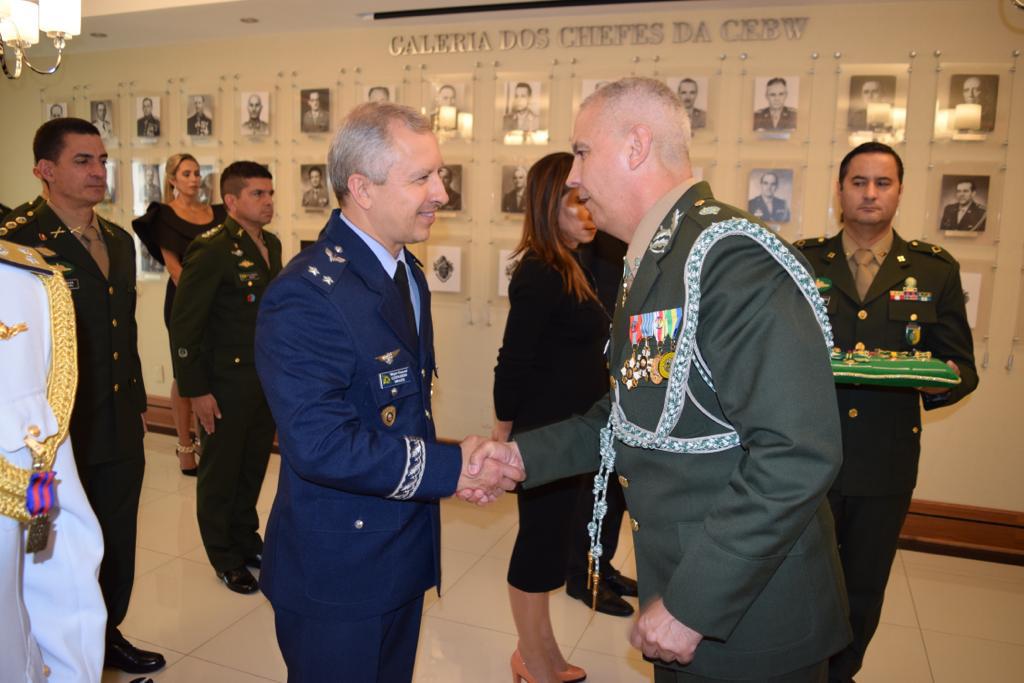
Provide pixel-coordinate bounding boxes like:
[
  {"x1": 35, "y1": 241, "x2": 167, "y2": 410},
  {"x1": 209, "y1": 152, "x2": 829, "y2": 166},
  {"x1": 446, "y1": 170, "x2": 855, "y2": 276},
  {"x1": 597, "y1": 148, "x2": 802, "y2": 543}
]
[
  {"x1": 487, "y1": 78, "x2": 850, "y2": 682},
  {"x1": 170, "y1": 161, "x2": 282, "y2": 594},
  {"x1": 795, "y1": 142, "x2": 977, "y2": 683},
  {"x1": 3, "y1": 118, "x2": 165, "y2": 674}
]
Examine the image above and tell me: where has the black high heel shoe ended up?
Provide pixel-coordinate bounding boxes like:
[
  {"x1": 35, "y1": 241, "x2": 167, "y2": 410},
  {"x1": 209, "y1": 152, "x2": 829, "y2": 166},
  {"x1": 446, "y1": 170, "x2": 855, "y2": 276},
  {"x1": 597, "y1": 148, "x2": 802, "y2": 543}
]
[{"x1": 176, "y1": 441, "x2": 198, "y2": 476}]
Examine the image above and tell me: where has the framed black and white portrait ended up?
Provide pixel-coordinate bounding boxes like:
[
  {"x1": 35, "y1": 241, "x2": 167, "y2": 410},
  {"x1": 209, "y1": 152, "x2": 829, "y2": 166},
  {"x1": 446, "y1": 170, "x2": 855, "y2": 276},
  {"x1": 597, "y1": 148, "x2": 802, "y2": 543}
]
[
  {"x1": 425, "y1": 245, "x2": 462, "y2": 293},
  {"x1": 187, "y1": 94, "x2": 215, "y2": 137},
  {"x1": 667, "y1": 76, "x2": 710, "y2": 131},
  {"x1": 198, "y1": 163, "x2": 218, "y2": 205},
  {"x1": 500, "y1": 164, "x2": 529, "y2": 214},
  {"x1": 949, "y1": 74, "x2": 998, "y2": 133},
  {"x1": 45, "y1": 101, "x2": 68, "y2": 120},
  {"x1": 300, "y1": 163, "x2": 331, "y2": 211},
  {"x1": 938, "y1": 175, "x2": 989, "y2": 233},
  {"x1": 131, "y1": 161, "x2": 164, "y2": 217},
  {"x1": 497, "y1": 248, "x2": 522, "y2": 297},
  {"x1": 427, "y1": 78, "x2": 472, "y2": 141},
  {"x1": 847, "y1": 76, "x2": 897, "y2": 131},
  {"x1": 364, "y1": 85, "x2": 396, "y2": 104},
  {"x1": 747, "y1": 168, "x2": 794, "y2": 226},
  {"x1": 438, "y1": 164, "x2": 463, "y2": 212},
  {"x1": 300, "y1": 88, "x2": 331, "y2": 134},
  {"x1": 240, "y1": 91, "x2": 271, "y2": 136},
  {"x1": 90, "y1": 100, "x2": 115, "y2": 139},
  {"x1": 135, "y1": 96, "x2": 161, "y2": 138},
  {"x1": 102, "y1": 159, "x2": 118, "y2": 205},
  {"x1": 752, "y1": 76, "x2": 799, "y2": 133},
  {"x1": 500, "y1": 79, "x2": 547, "y2": 144}
]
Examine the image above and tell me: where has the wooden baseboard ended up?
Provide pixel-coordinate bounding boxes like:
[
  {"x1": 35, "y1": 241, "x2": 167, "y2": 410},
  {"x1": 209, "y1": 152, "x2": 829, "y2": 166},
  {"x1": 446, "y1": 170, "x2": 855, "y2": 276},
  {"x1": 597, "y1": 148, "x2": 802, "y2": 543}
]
[{"x1": 144, "y1": 396, "x2": 1024, "y2": 565}]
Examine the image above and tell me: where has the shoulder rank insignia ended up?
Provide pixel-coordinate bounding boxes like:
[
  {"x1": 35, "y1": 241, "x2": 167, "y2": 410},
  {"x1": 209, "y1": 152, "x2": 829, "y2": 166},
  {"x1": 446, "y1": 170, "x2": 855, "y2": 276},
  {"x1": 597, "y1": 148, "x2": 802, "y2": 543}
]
[
  {"x1": 698, "y1": 205, "x2": 721, "y2": 216},
  {"x1": 0, "y1": 242, "x2": 52, "y2": 274},
  {"x1": 201, "y1": 225, "x2": 223, "y2": 239},
  {"x1": 325, "y1": 246, "x2": 346, "y2": 264}
]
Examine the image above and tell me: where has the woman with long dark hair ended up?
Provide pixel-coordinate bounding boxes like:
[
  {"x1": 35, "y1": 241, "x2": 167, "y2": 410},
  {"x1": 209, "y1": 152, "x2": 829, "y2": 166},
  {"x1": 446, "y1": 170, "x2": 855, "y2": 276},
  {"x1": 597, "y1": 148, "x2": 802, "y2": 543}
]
[
  {"x1": 133, "y1": 153, "x2": 226, "y2": 475},
  {"x1": 494, "y1": 152, "x2": 608, "y2": 683}
]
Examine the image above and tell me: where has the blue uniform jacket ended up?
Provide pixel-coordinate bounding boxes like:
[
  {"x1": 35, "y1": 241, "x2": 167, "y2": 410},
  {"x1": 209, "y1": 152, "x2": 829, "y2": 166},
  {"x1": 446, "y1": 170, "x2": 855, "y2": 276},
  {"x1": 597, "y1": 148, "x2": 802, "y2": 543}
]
[{"x1": 255, "y1": 210, "x2": 462, "y2": 620}]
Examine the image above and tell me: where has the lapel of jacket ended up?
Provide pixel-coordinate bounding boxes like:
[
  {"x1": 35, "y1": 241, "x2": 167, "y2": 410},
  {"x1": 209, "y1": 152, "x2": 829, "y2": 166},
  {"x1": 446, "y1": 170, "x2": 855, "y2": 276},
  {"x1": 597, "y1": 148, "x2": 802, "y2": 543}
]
[
  {"x1": 98, "y1": 215, "x2": 133, "y2": 283},
  {"x1": 811, "y1": 233, "x2": 858, "y2": 306},
  {"x1": 610, "y1": 182, "x2": 711, "y2": 373},
  {"x1": 862, "y1": 231, "x2": 913, "y2": 305},
  {"x1": 36, "y1": 204, "x2": 106, "y2": 281},
  {"x1": 406, "y1": 250, "x2": 431, "y2": 365},
  {"x1": 326, "y1": 214, "x2": 419, "y2": 356},
  {"x1": 225, "y1": 218, "x2": 271, "y2": 278}
]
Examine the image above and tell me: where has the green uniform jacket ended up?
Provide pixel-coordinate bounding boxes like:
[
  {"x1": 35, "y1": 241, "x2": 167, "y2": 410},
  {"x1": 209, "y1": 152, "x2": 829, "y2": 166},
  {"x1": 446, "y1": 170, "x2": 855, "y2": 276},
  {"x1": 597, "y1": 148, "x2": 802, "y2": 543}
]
[
  {"x1": 170, "y1": 217, "x2": 282, "y2": 397},
  {"x1": 796, "y1": 232, "x2": 977, "y2": 495},
  {"x1": 515, "y1": 183, "x2": 850, "y2": 679},
  {"x1": 2, "y1": 201, "x2": 147, "y2": 466}
]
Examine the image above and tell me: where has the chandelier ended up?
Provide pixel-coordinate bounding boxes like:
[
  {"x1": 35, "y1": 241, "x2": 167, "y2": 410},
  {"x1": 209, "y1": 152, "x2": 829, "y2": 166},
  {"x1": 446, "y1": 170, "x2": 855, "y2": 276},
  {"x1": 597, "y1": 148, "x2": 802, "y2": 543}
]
[{"x1": 0, "y1": 0, "x2": 81, "y2": 79}]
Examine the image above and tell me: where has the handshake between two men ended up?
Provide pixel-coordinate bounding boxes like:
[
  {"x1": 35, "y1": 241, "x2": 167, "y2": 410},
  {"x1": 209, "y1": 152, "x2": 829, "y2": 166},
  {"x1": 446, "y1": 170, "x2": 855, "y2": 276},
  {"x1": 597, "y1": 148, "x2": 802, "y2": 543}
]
[{"x1": 454, "y1": 435, "x2": 525, "y2": 505}]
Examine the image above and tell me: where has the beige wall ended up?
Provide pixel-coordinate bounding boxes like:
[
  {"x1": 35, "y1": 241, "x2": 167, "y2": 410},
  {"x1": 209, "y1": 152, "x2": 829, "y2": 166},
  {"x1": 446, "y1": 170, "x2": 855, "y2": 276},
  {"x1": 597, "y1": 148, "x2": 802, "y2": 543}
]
[{"x1": 1, "y1": 1, "x2": 1022, "y2": 511}]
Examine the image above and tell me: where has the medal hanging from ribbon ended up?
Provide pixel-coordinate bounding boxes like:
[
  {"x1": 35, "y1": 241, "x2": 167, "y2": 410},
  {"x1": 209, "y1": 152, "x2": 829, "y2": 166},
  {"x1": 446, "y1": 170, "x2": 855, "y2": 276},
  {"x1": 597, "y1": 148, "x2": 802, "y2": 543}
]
[
  {"x1": 620, "y1": 315, "x2": 645, "y2": 390},
  {"x1": 25, "y1": 470, "x2": 55, "y2": 554}
]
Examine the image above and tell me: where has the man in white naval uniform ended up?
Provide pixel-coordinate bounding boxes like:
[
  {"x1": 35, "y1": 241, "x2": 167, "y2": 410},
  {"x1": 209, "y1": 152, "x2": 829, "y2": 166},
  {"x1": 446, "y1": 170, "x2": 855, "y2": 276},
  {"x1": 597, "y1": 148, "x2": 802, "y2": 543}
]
[{"x1": 0, "y1": 241, "x2": 106, "y2": 682}]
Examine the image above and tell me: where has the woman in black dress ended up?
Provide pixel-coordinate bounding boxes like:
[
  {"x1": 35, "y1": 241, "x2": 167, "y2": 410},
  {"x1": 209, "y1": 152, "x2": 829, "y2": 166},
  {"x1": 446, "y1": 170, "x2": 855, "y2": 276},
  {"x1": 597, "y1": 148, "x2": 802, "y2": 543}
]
[
  {"x1": 494, "y1": 152, "x2": 607, "y2": 683},
  {"x1": 133, "y1": 153, "x2": 226, "y2": 475}
]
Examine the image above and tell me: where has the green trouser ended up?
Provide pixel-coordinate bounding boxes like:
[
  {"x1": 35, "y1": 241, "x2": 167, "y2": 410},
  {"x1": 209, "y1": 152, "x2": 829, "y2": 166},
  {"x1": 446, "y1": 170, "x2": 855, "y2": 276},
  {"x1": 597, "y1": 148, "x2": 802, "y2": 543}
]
[
  {"x1": 654, "y1": 660, "x2": 827, "y2": 683},
  {"x1": 197, "y1": 371, "x2": 275, "y2": 572}
]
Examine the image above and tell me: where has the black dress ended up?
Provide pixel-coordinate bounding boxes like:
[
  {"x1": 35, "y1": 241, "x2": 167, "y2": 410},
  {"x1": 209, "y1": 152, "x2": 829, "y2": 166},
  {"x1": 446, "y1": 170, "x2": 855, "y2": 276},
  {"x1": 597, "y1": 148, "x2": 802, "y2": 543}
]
[
  {"x1": 132, "y1": 202, "x2": 226, "y2": 329},
  {"x1": 494, "y1": 251, "x2": 610, "y2": 591}
]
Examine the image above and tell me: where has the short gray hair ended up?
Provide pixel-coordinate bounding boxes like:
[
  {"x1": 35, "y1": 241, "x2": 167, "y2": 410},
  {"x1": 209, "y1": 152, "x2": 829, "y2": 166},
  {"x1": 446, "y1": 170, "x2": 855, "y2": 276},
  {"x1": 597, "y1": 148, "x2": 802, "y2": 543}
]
[
  {"x1": 580, "y1": 77, "x2": 691, "y2": 171},
  {"x1": 328, "y1": 102, "x2": 432, "y2": 202}
]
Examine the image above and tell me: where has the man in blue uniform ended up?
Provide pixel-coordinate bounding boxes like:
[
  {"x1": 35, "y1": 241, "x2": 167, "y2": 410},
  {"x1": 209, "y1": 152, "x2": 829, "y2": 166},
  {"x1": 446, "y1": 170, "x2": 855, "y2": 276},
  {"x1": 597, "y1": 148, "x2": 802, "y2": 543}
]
[{"x1": 255, "y1": 102, "x2": 523, "y2": 682}]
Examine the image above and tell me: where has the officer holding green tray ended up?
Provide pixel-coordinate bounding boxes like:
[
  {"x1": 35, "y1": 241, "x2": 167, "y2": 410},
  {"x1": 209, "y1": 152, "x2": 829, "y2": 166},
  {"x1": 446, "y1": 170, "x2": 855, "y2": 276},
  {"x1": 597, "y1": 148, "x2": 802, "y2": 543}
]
[{"x1": 796, "y1": 142, "x2": 977, "y2": 683}]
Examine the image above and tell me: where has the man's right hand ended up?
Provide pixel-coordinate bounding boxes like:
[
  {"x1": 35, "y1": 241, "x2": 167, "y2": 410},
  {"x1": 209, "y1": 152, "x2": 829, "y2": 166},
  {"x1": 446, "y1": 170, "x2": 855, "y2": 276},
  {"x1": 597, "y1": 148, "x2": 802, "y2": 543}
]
[
  {"x1": 455, "y1": 436, "x2": 524, "y2": 505},
  {"x1": 191, "y1": 394, "x2": 222, "y2": 434}
]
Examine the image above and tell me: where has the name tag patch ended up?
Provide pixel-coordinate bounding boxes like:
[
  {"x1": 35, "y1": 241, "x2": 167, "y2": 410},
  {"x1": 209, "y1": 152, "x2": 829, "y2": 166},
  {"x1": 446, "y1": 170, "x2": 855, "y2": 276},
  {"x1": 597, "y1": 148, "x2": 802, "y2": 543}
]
[{"x1": 379, "y1": 366, "x2": 411, "y2": 389}]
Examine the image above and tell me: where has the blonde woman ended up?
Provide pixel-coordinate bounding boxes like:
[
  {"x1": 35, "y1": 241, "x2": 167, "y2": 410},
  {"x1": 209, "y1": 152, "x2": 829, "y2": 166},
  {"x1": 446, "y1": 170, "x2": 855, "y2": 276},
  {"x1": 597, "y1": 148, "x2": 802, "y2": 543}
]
[{"x1": 132, "y1": 153, "x2": 226, "y2": 474}]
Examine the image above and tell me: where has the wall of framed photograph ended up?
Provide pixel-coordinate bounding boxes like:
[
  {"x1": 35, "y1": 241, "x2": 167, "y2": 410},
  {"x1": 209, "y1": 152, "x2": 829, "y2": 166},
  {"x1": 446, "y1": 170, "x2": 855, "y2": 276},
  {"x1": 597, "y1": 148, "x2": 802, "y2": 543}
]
[
  {"x1": 740, "y1": 63, "x2": 813, "y2": 143},
  {"x1": 957, "y1": 258, "x2": 997, "y2": 343},
  {"x1": 424, "y1": 244, "x2": 465, "y2": 294},
  {"x1": 6, "y1": 0, "x2": 1023, "y2": 512},
  {"x1": 420, "y1": 72, "x2": 476, "y2": 144},
  {"x1": 932, "y1": 62, "x2": 1012, "y2": 147},
  {"x1": 494, "y1": 244, "x2": 523, "y2": 299},
  {"x1": 834, "y1": 63, "x2": 910, "y2": 148},
  {"x1": 924, "y1": 162, "x2": 1004, "y2": 249},
  {"x1": 495, "y1": 72, "x2": 553, "y2": 146},
  {"x1": 737, "y1": 163, "x2": 805, "y2": 241}
]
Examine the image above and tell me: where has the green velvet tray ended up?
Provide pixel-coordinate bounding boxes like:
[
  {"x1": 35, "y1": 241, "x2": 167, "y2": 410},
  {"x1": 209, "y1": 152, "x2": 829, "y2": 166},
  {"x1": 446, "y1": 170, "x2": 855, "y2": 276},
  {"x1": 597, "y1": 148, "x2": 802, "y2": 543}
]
[{"x1": 830, "y1": 348, "x2": 961, "y2": 388}]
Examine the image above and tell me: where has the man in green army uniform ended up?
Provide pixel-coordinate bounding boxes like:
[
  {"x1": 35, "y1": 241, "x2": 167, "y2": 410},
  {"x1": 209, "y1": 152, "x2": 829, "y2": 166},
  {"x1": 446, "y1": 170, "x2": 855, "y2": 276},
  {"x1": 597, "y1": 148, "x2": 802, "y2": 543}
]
[
  {"x1": 2, "y1": 118, "x2": 166, "y2": 675},
  {"x1": 171, "y1": 161, "x2": 282, "y2": 594},
  {"x1": 795, "y1": 143, "x2": 977, "y2": 683},
  {"x1": 477, "y1": 78, "x2": 851, "y2": 681}
]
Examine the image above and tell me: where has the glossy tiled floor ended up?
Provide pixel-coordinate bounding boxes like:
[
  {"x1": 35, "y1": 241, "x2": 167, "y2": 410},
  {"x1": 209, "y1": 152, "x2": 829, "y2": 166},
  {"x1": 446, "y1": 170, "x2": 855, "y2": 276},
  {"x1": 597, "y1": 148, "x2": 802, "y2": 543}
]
[{"x1": 102, "y1": 433, "x2": 1024, "y2": 682}]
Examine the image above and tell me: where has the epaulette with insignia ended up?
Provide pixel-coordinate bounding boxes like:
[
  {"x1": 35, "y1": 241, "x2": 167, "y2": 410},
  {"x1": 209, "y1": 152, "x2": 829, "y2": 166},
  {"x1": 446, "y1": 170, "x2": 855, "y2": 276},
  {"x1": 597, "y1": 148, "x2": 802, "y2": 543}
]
[
  {"x1": 0, "y1": 197, "x2": 42, "y2": 238},
  {"x1": 0, "y1": 240, "x2": 55, "y2": 275},
  {"x1": 199, "y1": 224, "x2": 225, "y2": 240},
  {"x1": 794, "y1": 236, "x2": 828, "y2": 249},
  {"x1": 691, "y1": 198, "x2": 725, "y2": 220},
  {"x1": 302, "y1": 243, "x2": 348, "y2": 291},
  {"x1": 907, "y1": 239, "x2": 955, "y2": 263}
]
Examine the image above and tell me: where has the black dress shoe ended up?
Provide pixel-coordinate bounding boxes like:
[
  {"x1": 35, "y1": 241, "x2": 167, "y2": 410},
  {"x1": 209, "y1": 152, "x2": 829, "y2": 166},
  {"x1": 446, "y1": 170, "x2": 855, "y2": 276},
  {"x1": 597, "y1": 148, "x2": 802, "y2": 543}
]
[
  {"x1": 604, "y1": 570, "x2": 638, "y2": 597},
  {"x1": 216, "y1": 566, "x2": 259, "y2": 594},
  {"x1": 104, "y1": 633, "x2": 166, "y2": 674},
  {"x1": 244, "y1": 554, "x2": 262, "y2": 569},
  {"x1": 566, "y1": 580, "x2": 634, "y2": 617}
]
